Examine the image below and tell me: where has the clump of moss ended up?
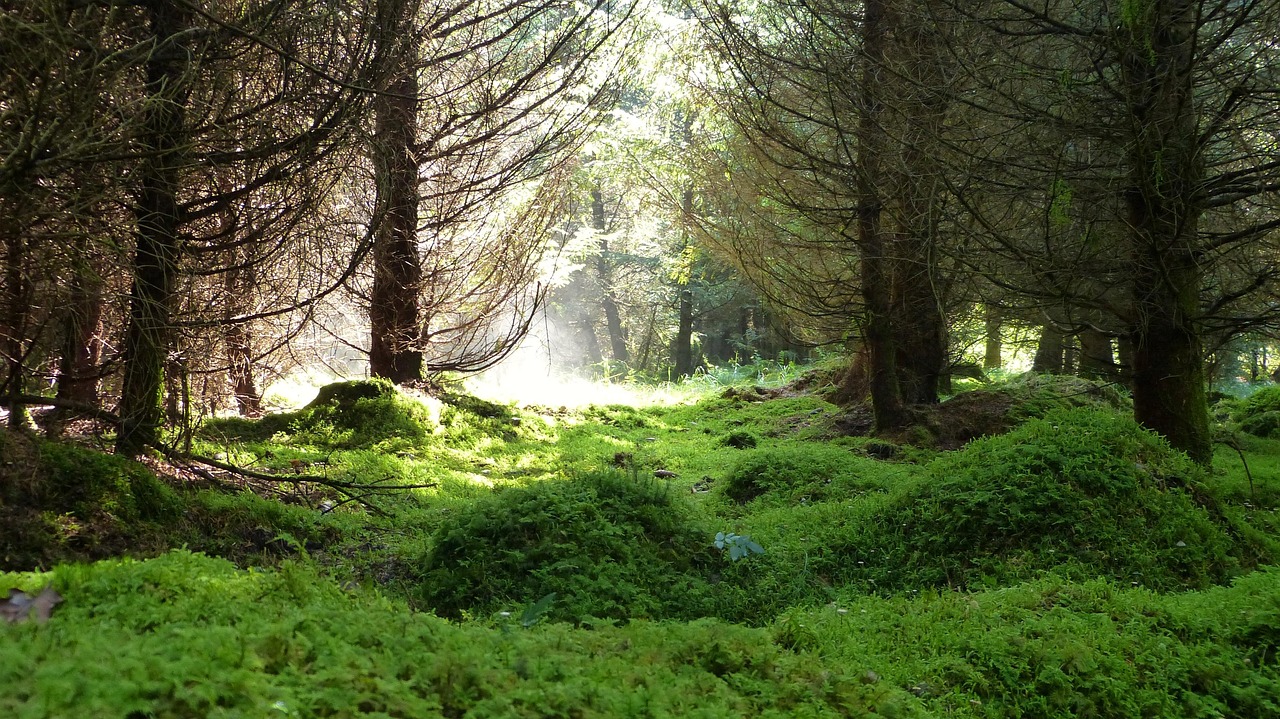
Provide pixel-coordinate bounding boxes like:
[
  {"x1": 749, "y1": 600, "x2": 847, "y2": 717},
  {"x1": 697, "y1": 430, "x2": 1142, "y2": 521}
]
[
  {"x1": 1236, "y1": 386, "x2": 1280, "y2": 438},
  {"x1": 720, "y1": 429, "x2": 759, "y2": 449},
  {"x1": 877, "y1": 408, "x2": 1241, "y2": 590},
  {"x1": 0, "y1": 428, "x2": 182, "y2": 570},
  {"x1": 416, "y1": 471, "x2": 717, "y2": 622},
  {"x1": 721, "y1": 444, "x2": 865, "y2": 505},
  {"x1": 203, "y1": 379, "x2": 436, "y2": 449}
]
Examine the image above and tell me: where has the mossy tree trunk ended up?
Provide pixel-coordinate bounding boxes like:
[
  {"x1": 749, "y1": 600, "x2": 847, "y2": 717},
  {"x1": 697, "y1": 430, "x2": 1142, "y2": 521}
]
[
  {"x1": 983, "y1": 305, "x2": 1002, "y2": 370},
  {"x1": 850, "y1": 0, "x2": 907, "y2": 431},
  {"x1": 1119, "y1": 0, "x2": 1211, "y2": 465},
  {"x1": 1032, "y1": 324, "x2": 1064, "y2": 374},
  {"x1": 117, "y1": 1, "x2": 192, "y2": 456}
]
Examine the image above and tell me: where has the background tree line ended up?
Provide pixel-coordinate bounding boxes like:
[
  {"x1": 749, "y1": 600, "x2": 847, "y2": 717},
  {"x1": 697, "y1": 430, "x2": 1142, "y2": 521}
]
[{"x1": 4, "y1": 0, "x2": 1280, "y2": 466}]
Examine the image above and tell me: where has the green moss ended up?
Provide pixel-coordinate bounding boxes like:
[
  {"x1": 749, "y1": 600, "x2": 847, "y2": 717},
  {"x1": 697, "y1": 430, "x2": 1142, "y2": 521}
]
[
  {"x1": 879, "y1": 408, "x2": 1241, "y2": 590},
  {"x1": 721, "y1": 444, "x2": 868, "y2": 505},
  {"x1": 416, "y1": 471, "x2": 718, "y2": 622}
]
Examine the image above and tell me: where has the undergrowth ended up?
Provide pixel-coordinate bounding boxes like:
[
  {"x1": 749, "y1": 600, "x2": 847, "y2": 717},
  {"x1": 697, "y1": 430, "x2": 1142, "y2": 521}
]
[{"x1": 5, "y1": 372, "x2": 1280, "y2": 716}]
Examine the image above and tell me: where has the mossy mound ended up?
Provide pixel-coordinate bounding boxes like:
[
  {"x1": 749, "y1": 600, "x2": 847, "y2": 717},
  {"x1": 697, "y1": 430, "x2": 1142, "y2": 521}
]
[
  {"x1": 0, "y1": 428, "x2": 182, "y2": 570},
  {"x1": 721, "y1": 444, "x2": 869, "y2": 505},
  {"x1": 202, "y1": 379, "x2": 436, "y2": 448},
  {"x1": 416, "y1": 472, "x2": 717, "y2": 622},
  {"x1": 1237, "y1": 386, "x2": 1280, "y2": 438},
  {"x1": 878, "y1": 408, "x2": 1240, "y2": 590}
]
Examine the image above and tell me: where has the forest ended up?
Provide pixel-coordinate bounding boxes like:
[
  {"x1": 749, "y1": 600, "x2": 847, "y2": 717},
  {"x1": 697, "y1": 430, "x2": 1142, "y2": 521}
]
[{"x1": 2, "y1": 0, "x2": 1280, "y2": 716}]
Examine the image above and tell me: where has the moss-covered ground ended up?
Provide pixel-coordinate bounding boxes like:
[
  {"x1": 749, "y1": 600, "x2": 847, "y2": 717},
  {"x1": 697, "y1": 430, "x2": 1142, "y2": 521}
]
[{"x1": 2, "y1": 370, "x2": 1279, "y2": 717}]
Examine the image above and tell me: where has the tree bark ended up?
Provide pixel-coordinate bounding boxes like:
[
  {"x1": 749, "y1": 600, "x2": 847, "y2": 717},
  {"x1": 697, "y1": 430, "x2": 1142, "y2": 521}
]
[
  {"x1": 674, "y1": 288, "x2": 694, "y2": 377},
  {"x1": 1, "y1": 198, "x2": 29, "y2": 430},
  {"x1": 845, "y1": 0, "x2": 906, "y2": 430},
  {"x1": 369, "y1": 0, "x2": 422, "y2": 384},
  {"x1": 223, "y1": 265, "x2": 262, "y2": 417},
  {"x1": 1077, "y1": 328, "x2": 1114, "y2": 380},
  {"x1": 983, "y1": 305, "x2": 1002, "y2": 369},
  {"x1": 1032, "y1": 324, "x2": 1064, "y2": 374},
  {"x1": 591, "y1": 188, "x2": 628, "y2": 363},
  {"x1": 888, "y1": 3, "x2": 948, "y2": 406},
  {"x1": 117, "y1": 1, "x2": 191, "y2": 455},
  {"x1": 1120, "y1": 0, "x2": 1211, "y2": 464},
  {"x1": 55, "y1": 245, "x2": 105, "y2": 409},
  {"x1": 672, "y1": 187, "x2": 696, "y2": 377}
]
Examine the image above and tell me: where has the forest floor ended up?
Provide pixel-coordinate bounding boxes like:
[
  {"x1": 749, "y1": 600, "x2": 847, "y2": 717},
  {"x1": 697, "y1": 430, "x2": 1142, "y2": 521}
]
[{"x1": 2, "y1": 365, "x2": 1279, "y2": 717}]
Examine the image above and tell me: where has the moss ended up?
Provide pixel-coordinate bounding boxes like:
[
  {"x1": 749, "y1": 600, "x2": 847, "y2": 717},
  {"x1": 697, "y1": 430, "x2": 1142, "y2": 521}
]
[
  {"x1": 416, "y1": 471, "x2": 717, "y2": 622},
  {"x1": 877, "y1": 408, "x2": 1243, "y2": 591},
  {"x1": 721, "y1": 444, "x2": 866, "y2": 505}
]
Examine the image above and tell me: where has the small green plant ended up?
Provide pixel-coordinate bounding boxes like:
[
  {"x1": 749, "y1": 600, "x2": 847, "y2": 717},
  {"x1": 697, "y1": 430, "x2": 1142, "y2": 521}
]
[{"x1": 714, "y1": 531, "x2": 764, "y2": 561}]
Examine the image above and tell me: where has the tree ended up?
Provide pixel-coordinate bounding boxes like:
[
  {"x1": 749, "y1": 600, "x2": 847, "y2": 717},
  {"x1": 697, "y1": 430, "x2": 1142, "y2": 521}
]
[
  {"x1": 364, "y1": 0, "x2": 636, "y2": 383},
  {"x1": 695, "y1": 0, "x2": 957, "y2": 429},
  {"x1": 940, "y1": 0, "x2": 1280, "y2": 463}
]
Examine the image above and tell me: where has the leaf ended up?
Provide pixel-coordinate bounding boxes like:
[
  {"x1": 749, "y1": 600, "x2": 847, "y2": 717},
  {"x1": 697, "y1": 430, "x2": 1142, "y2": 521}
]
[
  {"x1": 521, "y1": 592, "x2": 557, "y2": 628},
  {"x1": 1, "y1": 585, "x2": 63, "y2": 624}
]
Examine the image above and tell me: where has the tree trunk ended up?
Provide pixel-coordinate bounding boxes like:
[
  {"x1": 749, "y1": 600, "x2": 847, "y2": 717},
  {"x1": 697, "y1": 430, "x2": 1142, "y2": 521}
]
[
  {"x1": 1121, "y1": 0, "x2": 1210, "y2": 465},
  {"x1": 1, "y1": 199, "x2": 29, "y2": 430},
  {"x1": 672, "y1": 187, "x2": 696, "y2": 377},
  {"x1": 888, "y1": 4, "x2": 948, "y2": 406},
  {"x1": 117, "y1": 1, "x2": 191, "y2": 456},
  {"x1": 1032, "y1": 324, "x2": 1064, "y2": 374},
  {"x1": 674, "y1": 288, "x2": 694, "y2": 377},
  {"x1": 845, "y1": 0, "x2": 906, "y2": 430},
  {"x1": 224, "y1": 264, "x2": 262, "y2": 417},
  {"x1": 55, "y1": 244, "x2": 105, "y2": 411},
  {"x1": 983, "y1": 305, "x2": 1002, "y2": 369},
  {"x1": 591, "y1": 188, "x2": 628, "y2": 363},
  {"x1": 1077, "y1": 328, "x2": 1114, "y2": 380},
  {"x1": 369, "y1": 0, "x2": 422, "y2": 384}
]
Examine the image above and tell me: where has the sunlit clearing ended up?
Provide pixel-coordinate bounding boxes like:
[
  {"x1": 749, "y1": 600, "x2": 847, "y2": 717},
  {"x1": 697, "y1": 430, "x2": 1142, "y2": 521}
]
[
  {"x1": 261, "y1": 369, "x2": 347, "y2": 410},
  {"x1": 467, "y1": 364, "x2": 704, "y2": 408}
]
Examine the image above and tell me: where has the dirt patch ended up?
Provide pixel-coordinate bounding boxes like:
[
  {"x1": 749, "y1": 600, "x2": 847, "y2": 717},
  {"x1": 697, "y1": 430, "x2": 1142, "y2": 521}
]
[{"x1": 825, "y1": 392, "x2": 1016, "y2": 450}]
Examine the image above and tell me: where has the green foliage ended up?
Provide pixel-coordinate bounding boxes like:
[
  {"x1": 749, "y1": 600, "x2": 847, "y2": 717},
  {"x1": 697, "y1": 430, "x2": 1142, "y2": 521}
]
[
  {"x1": 416, "y1": 470, "x2": 718, "y2": 622},
  {"x1": 786, "y1": 570, "x2": 1280, "y2": 719},
  {"x1": 715, "y1": 531, "x2": 764, "y2": 561},
  {"x1": 1236, "y1": 386, "x2": 1280, "y2": 438},
  {"x1": 995, "y1": 372, "x2": 1130, "y2": 419},
  {"x1": 0, "y1": 550, "x2": 919, "y2": 718},
  {"x1": 202, "y1": 379, "x2": 436, "y2": 449},
  {"x1": 0, "y1": 428, "x2": 182, "y2": 569},
  {"x1": 720, "y1": 429, "x2": 759, "y2": 449},
  {"x1": 880, "y1": 408, "x2": 1240, "y2": 590},
  {"x1": 721, "y1": 444, "x2": 871, "y2": 505}
]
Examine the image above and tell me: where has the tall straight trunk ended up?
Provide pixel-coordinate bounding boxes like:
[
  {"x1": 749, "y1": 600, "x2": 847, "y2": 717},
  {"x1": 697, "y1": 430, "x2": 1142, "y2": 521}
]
[
  {"x1": 55, "y1": 244, "x2": 105, "y2": 408},
  {"x1": 1, "y1": 196, "x2": 29, "y2": 430},
  {"x1": 674, "y1": 289, "x2": 694, "y2": 377},
  {"x1": 1077, "y1": 328, "x2": 1114, "y2": 380},
  {"x1": 845, "y1": 0, "x2": 905, "y2": 430},
  {"x1": 1116, "y1": 332, "x2": 1135, "y2": 387},
  {"x1": 1, "y1": 207, "x2": 29, "y2": 430},
  {"x1": 983, "y1": 305, "x2": 1002, "y2": 369},
  {"x1": 223, "y1": 263, "x2": 262, "y2": 417},
  {"x1": 672, "y1": 187, "x2": 695, "y2": 377},
  {"x1": 1032, "y1": 324, "x2": 1064, "y2": 374},
  {"x1": 591, "y1": 188, "x2": 627, "y2": 362},
  {"x1": 1120, "y1": 0, "x2": 1210, "y2": 464},
  {"x1": 369, "y1": 0, "x2": 422, "y2": 384},
  {"x1": 888, "y1": 4, "x2": 948, "y2": 406},
  {"x1": 117, "y1": 1, "x2": 191, "y2": 456}
]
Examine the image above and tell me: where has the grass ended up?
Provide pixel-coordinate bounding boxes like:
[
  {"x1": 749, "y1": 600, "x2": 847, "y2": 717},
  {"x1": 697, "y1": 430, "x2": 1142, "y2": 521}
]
[{"x1": 3, "y1": 367, "x2": 1279, "y2": 717}]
